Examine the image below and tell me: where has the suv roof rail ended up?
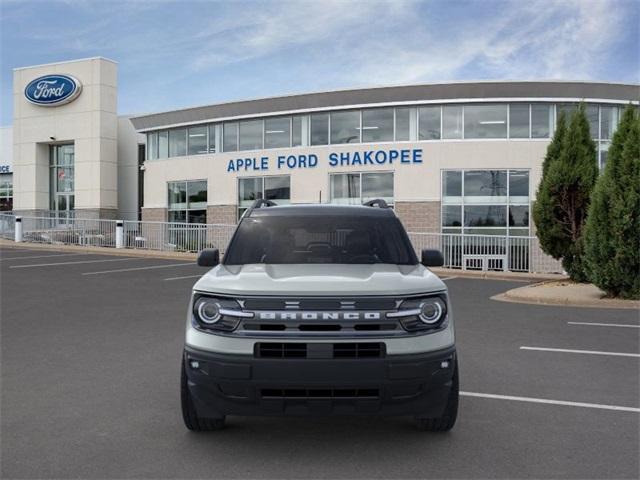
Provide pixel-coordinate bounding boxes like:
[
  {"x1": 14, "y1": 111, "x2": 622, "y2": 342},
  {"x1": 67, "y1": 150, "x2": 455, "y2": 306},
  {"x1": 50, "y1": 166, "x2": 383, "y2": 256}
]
[
  {"x1": 243, "y1": 199, "x2": 277, "y2": 218},
  {"x1": 363, "y1": 198, "x2": 389, "y2": 209}
]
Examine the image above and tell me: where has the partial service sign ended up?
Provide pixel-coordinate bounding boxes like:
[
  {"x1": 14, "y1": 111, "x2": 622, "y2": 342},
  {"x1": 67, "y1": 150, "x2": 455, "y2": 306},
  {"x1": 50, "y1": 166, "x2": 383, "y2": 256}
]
[{"x1": 24, "y1": 74, "x2": 82, "y2": 106}]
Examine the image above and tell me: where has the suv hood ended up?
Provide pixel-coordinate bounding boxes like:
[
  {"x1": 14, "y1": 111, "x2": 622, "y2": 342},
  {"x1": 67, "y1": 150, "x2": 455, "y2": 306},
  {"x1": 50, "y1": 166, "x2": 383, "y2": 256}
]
[{"x1": 193, "y1": 263, "x2": 446, "y2": 296}]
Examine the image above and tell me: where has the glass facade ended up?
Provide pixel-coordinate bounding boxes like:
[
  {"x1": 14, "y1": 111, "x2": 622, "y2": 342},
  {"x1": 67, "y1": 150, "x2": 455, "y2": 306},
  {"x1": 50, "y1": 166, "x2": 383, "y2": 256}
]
[
  {"x1": 419, "y1": 106, "x2": 440, "y2": 140},
  {"x1": 330, "y1": 110, "x2": 360, "y2": 144},
  {"x1": 264, "y1": 117, "x2": 291, "y2": 149},
  {"x1": 168, "y1": 128, "x2": 187, "y2": 157},
  {"x1": 168, "y1": 180, "x2": 207, "y2": 223},
  {"x1": 187, "y1": 126, "x2": 208, "y2": 155},
  {"x1": 238, "y1": 175, "x2": 290, "y2": 218},
  {"x1": 442, "y1": 106, "x2": 463, "y2": 139},
  {"x1": 49, "y1": 144, "x2": 75, "y2": 219},
  {"x1": 442, "y1": 169, "x2": 529, "y2": 236},
  {"x1": 395, "y1": 107, "x2": 411, "y2": 141},
  {"x1": 239, "y1": 120, "x2": 263, "y2": 150},
  {"x1": 362, "y1": 108, "x2": 394, "y2": 143},
  {"x1": 464, "y1": 104, "x2": 507, "y2": 139},
  {"x1": 0, "y1": 173, "x2": 12, "y2": 211},
  {"x1": 143, "y1": 103, "x2": 624, "y2": 166},
  {"x1": 310, "y1": 113, "x2": 329, "y2": 145},
  {"x1": 509, "y1": 104, "x2": 530, "y2": 138},
  {"x1": 330, "y1": 172, "x2": 394, "y2": 205}
]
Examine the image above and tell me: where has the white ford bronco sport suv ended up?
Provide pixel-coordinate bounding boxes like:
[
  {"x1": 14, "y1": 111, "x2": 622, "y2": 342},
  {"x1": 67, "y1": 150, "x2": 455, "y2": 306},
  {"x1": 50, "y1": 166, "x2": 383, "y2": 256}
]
[{"x1": 181, "y1": 199, "x2": 458, "y2": 431}]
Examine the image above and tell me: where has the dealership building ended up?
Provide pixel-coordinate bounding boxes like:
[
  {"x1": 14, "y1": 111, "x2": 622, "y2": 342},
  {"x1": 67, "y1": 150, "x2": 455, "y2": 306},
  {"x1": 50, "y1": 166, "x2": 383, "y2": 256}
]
[{"x1": 5, "y1": 57, "x2": 639, "y2": 239}]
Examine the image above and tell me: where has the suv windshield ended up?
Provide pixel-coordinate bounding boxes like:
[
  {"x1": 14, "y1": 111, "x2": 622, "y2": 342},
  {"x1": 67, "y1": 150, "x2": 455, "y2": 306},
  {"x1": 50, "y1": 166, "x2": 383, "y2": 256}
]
[{"x1": 224, "y1": 214, "x2": 418, "y2": 265}]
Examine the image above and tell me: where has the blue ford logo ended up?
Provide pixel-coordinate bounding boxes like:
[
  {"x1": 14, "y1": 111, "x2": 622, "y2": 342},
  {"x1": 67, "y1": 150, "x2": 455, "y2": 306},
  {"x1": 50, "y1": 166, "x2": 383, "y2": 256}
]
[{"x1": 24, "y1": 74, "x2": 82, "y2": 106}]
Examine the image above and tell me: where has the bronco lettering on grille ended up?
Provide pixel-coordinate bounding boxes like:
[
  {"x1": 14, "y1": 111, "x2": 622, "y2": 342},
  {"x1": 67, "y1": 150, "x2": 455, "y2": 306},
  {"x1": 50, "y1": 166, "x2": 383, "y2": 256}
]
[{"x1": 257, "y1": 312, "x2": 382, "y2": 321}]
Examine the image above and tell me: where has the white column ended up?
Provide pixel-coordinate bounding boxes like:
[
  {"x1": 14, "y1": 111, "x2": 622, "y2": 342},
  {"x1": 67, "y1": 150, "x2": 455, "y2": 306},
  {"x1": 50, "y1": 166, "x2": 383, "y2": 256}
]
[
  {"x1": 116, "y1": 220, "x2": 124, "y2": 248},
  {"x1": 14, "y1": 216, "x2": 23, "y2": 243}
]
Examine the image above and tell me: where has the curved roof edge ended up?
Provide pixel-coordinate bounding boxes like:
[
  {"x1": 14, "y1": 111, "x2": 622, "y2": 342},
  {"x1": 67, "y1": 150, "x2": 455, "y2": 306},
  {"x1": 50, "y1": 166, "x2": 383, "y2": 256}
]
[{"x1": 131, "y1": 81, "x2": 639, "y2": 131}]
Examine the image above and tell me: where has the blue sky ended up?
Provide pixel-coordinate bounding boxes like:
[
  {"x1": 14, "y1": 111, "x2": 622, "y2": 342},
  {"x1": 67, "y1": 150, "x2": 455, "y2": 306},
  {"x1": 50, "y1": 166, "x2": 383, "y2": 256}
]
[{"x1": 1, "y1": 0, "x2": 638, "y2": 126}]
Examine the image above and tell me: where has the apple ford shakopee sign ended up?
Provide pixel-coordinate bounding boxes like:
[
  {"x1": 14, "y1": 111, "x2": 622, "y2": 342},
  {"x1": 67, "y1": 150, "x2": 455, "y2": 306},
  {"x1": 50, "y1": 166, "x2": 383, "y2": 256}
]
[{"x1": 24, "y1": 74, "x2": 82, "y2": 106}]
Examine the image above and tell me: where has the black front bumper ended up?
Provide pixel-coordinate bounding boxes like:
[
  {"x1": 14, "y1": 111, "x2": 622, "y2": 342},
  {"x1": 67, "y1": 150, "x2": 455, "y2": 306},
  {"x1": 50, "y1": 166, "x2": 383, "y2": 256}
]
[{"x1": 184, "y1": 345, "x2": 457, "y2": 418}]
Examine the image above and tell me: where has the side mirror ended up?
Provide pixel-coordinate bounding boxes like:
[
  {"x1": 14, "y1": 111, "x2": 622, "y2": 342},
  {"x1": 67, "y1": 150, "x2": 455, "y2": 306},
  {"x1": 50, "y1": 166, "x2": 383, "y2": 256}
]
[
  {"x1": 421, "y1": 249, "x2": 444, "y2": 267},
  {"x1": 197, "y1": 248, "x2": 220, "y2": 267}
]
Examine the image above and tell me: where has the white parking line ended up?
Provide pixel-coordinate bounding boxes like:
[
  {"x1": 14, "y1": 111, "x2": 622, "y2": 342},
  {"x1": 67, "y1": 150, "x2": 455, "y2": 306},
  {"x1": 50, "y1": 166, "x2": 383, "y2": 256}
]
[
  {"x1": 164, "y1": 274, "x2": 203, "y2": 281},
  {"x1": 1, "y1": 253, "x2": 87, "y2": 261},
  {"x1": 461, "y1": 391, "x2": 640, "y2": 413},
  {"x1": 10, "y1": 258, "x2": 135, "y2": 269},
  {"x1": 568, "y1": 321, "x2": 640, "y2": 329},
  {"x1": 83, "y1": 263, "x2": 194, "y2": 275},
  {"x1": 440, "y1": 276, "x2": 457, "y2": 281},
  {"x1": 520, "y1": 346, "x2": 640, "y2": 358}
]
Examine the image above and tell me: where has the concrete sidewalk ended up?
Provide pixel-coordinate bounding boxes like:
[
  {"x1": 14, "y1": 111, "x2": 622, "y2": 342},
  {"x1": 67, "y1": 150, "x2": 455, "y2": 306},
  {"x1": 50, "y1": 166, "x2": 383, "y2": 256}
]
[{"x1": 493, "y1": 280, "x2": 640, "y2": 309}]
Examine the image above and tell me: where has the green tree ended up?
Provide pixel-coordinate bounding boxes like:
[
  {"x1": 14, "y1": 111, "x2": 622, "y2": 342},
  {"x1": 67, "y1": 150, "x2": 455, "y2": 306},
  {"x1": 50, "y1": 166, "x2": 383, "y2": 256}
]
[
  {"x1": 533, "y1": 104, "x2": 598, "y2": 281},
  {"x1": 584, "y1": 106, "x2": 640, "y2": 299}
]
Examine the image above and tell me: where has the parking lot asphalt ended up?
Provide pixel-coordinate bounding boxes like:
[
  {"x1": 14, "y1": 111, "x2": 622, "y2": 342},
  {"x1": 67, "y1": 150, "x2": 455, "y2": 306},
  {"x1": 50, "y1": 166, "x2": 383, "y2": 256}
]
[{"x1": 1, "y1": 245, "x2": 639, "y2": 479}]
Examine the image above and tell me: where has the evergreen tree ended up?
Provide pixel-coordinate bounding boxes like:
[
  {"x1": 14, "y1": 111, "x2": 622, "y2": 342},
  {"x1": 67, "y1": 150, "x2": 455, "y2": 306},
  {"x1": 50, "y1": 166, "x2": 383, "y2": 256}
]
[
  {"x1": 584, "y1": 106, "x2": 640, "y2": 299},
  {"x1": 533, "y1": 104, "x2": 598, "y2": 281}
]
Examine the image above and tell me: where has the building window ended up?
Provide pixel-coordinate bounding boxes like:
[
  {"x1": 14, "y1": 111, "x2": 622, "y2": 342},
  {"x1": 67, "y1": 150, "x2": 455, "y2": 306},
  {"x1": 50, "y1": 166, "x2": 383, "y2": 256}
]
[
  {"x1": 330, "y1": 110, "x2": 360, "y2": 144},
  {"x1": 310, "y1": 113, "x2": 329, "y2": 145},
  {"x1": 600, "y1": 106, "x2": 619, "y2": 140},
  {"x1": 419, "y1": 106, "x2": 441, "y2": 140},
  {"x1": 531, "y1": 104, "x2": 552, "y2": 138},
  {"x1": 585, "y1": 104, "x2": 599, "y2": 140},
  {"x1": 239, "y1": 119, "x2": 263, "y2": 151},
  {"x1": 395, "y1": 107, "x2": 411, "y2": 141},
  {"x1": 158, "y1": 131, "x2": 168, "y2": 159},
  {"x1": 442, "y1": 105, "x2": 463, "y2": 139},
  {"x1": 223, "y1": 122, "x2": 239, "y2": 152},
  {"x1": 168, "y1": 180, "x2": 207, "y2": 223},
  {"x1": 169, "y1": 128, "x2": 187, "y2": 157},
  {"x1": 238, "y1": 175, "x2": 290, "y2": 218},
  {"x1": 442, "y1": 169, "x2": 529, "y2": 236},
  {"x1": 187, "y1": 126, "x2": 208, "y2": 156},
  {"x1": 463, "y1": 170, "x2": 507, "y2": 202},
  {"x1": 265, "y1": 117, "x2": 291, "y2": 149},
  {"x1": 442, "y1": 171, "x2": 462, "y2": 200},
  {"x1": 49, "y1": 144, "x2": 75, "y2": 218},
  {"x1": 208, "y1": 124, "x2": 217, "y2": 153},
  {"x1": 464, "y1": 104, "x2": 507, "y2": 139},
  {"x1": 147, "y1": 132, "x2": 158, "y2": 160},
  {"x1": 0, "y1": 173, "x2": 12, "y2": 211},
  {"x1": 509, "y1": 104, "x2": 529, "y2": 139},
  {"x1": 330, "y1": 172, "x2": 394, "y2": 205},
  {"x1": 292, "y1": 116, "x2": 303, "y2": 147},
  {"x1": 362, "y1": 108, "x2": 394, "y2": 143}
]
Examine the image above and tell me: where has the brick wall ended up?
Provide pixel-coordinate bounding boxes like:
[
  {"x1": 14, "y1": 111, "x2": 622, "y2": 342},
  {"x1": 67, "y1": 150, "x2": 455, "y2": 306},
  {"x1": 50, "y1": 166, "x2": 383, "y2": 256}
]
[
  {"x1": 207, "y1": 205, "x2": 237, "y2": 225},
  {"x1": 394, "y1": 201, "x2": 441, "y2": 233},
  {"x1": 141, "y1": 208, "x2": 167, "y2": 223}
]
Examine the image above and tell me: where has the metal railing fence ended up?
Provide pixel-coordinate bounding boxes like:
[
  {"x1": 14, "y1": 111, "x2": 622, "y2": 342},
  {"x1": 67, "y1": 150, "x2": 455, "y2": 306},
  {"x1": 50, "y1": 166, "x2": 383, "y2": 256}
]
[
  {"x1": 122, "y1": 220, "x2": 235, "y2": 253},
  {"x1": 20, "y1": 216, "x2": 118, "y2": 247},
  {"x1": 0, "y1": 213, "x2": 15, "y2": 240},
  {"x1": 0, "y1": 212, "x2": 564, "y2": 273},
  {"x1": 407, "y1": 232, "x2": 563, "y2": 274}
]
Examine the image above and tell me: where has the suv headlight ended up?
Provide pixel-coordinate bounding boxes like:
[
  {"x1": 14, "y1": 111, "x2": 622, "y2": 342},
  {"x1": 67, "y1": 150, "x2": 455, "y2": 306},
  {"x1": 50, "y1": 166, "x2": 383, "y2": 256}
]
[
  {"x1": 387, "y1": 294, "x2": 448, "y2": 332},
  {"x1": 192, "y1": 294, "x2": 253, "y2": 332}
]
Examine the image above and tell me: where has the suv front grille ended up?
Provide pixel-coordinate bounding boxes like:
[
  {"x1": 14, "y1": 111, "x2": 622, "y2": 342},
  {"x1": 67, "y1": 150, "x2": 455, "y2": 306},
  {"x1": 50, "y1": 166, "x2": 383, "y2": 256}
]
[
  {"x1": 261, "y1": 388, "x2": 379, "y2": 399},
  {"x1": 242, "y1": 297, "x2": 398, "y2": 311},
  {"x1": 256, "y1": 342, "x2": 385, "y2": 359}
]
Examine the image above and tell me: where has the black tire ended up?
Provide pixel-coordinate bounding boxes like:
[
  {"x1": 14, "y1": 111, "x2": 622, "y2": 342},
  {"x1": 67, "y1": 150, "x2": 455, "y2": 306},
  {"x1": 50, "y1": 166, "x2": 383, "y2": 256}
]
[
  {"x1": 181, "y1": 361, "x2": 225, "y2": 431},
  {"x1": 415, "y1": 360, "x2": 459, "y2": 432}
]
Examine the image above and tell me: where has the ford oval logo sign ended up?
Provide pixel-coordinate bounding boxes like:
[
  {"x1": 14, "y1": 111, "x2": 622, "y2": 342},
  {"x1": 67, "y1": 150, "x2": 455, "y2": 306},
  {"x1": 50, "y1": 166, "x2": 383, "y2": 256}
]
[{"x1": 24, "y1": 74, "x2": 82, "y2": 106}]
